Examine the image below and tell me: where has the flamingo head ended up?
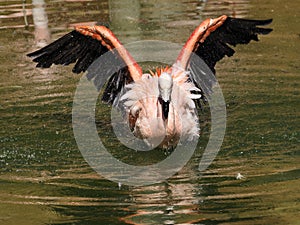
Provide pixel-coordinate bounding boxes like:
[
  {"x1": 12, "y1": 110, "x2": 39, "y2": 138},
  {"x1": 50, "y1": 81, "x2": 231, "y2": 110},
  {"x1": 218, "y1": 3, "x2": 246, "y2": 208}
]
[{"x1": 158, "y1": 72, "x2": 173, "y2": 119}]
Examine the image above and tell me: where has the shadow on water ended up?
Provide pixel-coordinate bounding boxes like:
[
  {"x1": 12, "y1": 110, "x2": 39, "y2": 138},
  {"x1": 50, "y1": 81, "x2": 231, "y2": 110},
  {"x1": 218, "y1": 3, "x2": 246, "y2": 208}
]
[{"x1": 0, "y1": 0, "x2": 299, "y2": 224}]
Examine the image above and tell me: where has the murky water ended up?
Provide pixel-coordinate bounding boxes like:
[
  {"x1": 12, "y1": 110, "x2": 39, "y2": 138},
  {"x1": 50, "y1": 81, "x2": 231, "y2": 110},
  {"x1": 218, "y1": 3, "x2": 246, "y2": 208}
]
[{"x1": 1, "y1": 0, "x2": 299, "y2": 224}]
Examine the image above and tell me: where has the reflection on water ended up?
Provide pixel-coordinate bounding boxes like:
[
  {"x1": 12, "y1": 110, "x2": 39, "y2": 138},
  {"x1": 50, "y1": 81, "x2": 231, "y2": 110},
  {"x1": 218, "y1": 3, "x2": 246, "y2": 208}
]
[
  {"x1": 0, "y1": 0, "x2": 299, "y2": 224},
  {"x1": 32, "y1": 0, "x2": 50, "y2": 47}
]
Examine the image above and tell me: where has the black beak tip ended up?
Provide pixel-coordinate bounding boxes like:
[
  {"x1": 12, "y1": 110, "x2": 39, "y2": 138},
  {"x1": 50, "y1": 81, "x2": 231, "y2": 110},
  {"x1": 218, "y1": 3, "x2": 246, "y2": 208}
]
[
  {"x1": 160, "y1": 98, "x2": 170, "y2": 120},
  {"x1": 163, "y1": 107, "x2": 169, "y2": 119}
]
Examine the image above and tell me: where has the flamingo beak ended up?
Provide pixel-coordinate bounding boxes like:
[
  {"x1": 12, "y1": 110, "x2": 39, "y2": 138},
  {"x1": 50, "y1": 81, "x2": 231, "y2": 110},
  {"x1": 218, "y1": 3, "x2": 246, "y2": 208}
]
[
  {"x1": 159, "y1": 98, "x2": 170, "y2": 120},
  {"x1": 158, "y1": 72, "x2": 173, "y2": 120}
]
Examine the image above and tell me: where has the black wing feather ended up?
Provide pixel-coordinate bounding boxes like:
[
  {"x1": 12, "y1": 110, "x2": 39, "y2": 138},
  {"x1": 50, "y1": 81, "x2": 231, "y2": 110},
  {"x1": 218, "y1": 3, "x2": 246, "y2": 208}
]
[
  {"x1": 27, "y1": 30, "x2": 131, "y2": 104},
  {"x1": 193, "y1": 17, "x2": 273, "y2": 74},
  {"x1": 28, "y1": 30, "x2": 107, "y2": 73},
  {"x1": 188, "y1": 17, "x2": 272, "y2": 105}
]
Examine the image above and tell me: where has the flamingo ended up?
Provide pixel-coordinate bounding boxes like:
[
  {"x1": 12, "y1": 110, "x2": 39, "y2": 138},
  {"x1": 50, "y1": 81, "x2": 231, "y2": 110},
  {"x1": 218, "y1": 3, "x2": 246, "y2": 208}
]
[{"x1": 27, "y1": 15, "x2": 272, "y2": 148}]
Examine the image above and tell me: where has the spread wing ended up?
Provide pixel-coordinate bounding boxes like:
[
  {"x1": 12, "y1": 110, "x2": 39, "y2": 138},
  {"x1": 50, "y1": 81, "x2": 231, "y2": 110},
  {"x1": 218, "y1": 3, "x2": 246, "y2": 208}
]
[
  {"x1": 176, "y1": 15, "x2": 272, "y2": 103},
  {"x1": 27, "y1": 26, "x2": 142, "y2": 104}
]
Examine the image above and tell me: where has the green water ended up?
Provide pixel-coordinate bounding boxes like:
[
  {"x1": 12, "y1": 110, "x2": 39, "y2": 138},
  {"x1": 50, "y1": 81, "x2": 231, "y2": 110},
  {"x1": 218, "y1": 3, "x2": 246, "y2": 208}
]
[{"x1": 0, "y1": 0, "x2": 299, "y2": 224}]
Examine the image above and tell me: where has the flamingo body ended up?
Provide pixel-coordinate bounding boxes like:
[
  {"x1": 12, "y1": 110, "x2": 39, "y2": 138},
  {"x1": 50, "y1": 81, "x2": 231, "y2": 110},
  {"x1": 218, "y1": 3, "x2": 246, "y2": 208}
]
[
  {"x1": 27, "y1": 15, "x2": 272, "y2": 148},
  {"x1": 121, "y1": 66, "x2": 200, "y2": 148}
]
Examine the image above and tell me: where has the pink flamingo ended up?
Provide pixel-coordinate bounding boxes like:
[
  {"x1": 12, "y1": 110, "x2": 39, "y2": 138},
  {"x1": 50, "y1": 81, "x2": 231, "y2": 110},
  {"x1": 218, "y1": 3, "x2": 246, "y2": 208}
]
[{"x1": 27, "y1": 15, "x2": 272, "y2": 148}]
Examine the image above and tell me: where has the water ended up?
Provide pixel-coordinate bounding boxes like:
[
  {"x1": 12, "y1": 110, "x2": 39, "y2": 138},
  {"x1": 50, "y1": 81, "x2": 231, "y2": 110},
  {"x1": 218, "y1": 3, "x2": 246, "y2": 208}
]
[{"x1": 1, "y1": 0, "x2": 299, "y2": 224}]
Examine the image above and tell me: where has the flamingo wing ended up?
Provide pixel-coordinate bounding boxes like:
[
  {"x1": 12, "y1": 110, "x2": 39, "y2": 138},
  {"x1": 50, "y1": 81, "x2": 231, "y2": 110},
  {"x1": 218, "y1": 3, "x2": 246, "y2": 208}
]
[
  {"x1": 176, "y1": 15, "x2": 272, "y2": 102},
  {"x1": 27, "y1": 26, "x2": 142, "y2": 104},
  {"x1": 196, "y1": 16, "x2": 272, "y2": 74}
]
